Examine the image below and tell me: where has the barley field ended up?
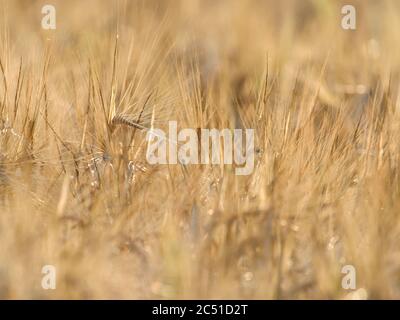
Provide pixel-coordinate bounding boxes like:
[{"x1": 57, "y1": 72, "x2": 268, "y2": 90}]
[{"x1": 1, "y1": 0, "x2": 400, "y2": 299}]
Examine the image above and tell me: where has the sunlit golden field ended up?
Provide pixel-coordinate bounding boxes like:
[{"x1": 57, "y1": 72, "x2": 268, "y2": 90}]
[{"x1": 1, "y1": 0, "x2": 400, "y2": 299}]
